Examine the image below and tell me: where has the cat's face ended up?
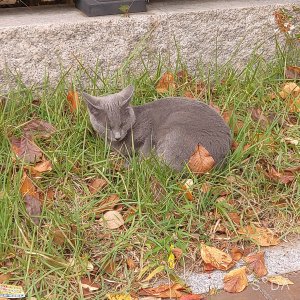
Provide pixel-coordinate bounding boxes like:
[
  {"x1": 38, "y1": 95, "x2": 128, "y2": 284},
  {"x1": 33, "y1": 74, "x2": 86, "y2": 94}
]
[{"x1": 82, "y1": 86, "x2": 136, "y2": 142}]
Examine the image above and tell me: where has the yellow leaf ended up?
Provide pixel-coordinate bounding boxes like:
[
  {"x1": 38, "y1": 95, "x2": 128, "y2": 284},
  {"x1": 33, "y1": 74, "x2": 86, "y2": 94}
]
[
  {"x1": 106, "y1": 294, "x2": 132, "y2": 300},
  {"x1": 267, "y1": 275, "x2": 294, "y2": 286},
  {"x1": 168, "y1": 252, "x2": 175, "y2": 269},
  {"x1": 141, "y1": 265, "x2": 165, "y2": 282},
  {"x1": 223, "y1": 267, "x2": 248, "y2": 293}
]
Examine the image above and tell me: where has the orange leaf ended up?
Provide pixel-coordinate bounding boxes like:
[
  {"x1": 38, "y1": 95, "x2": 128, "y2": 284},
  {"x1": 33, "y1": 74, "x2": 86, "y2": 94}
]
[
  {"x1": 200, "y1": 244, "x2": 233, "y2": 271},
  {"x1": 138, "y1": 283, "x2": 188, "y2": 298},
  {"x1": 244, "y1": 251, "x2": 267, "y2": 277},
  {"x1": 172, "y1": 247, "x2": 183, "y2": 260},
  {"x1": 188, "y1": 144, "x2": 215, "y2": 175},
  {"x1": 88, "y1": 178, "x2": 108, "y2": 194},
  {"x1": 156, "y1": 72, "x2": 176, "y2": 94},
  {"x1": 238, "y1": 225, "x2": 279, "y2": 246},
  {"x1": 228, "y1": 212, "x2": 241, "y2": 225},
  {"x1": 230, "y1": 247, "x2": 243, "y2": 262},
  {"x1": 25, "y1": 160, "x2": 53, "y2": 177},
  {"x1": 278, "y1": 82, "x2": 300, "y2": 112},
  {"x1": 179, "y1": 294, "x2": 205, "y2": 300},
  {"x1": 126, "y1": 257, "x2": 136, "y2": 270},
  {"x1": 20, "y1": 172, "x2": 39, "y2": 199},
  {"x1": 223, "y1": 266, "x2": 248, "y2": 293},
  {"x1": 67, "y1": 90, "x2": 79, "y2": 113},
  {"x1": 94, "y1": 194, "x2": 121, "y2": 215}
]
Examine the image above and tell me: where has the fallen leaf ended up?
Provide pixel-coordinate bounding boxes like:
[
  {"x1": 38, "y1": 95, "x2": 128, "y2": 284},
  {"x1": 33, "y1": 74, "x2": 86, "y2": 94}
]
[
  {"x1": 180, "y1": 179, "x2": 194, "y2": 201},
  {"x1": 88, "y1": 178, "x2": 108, "y2": 194},
  {"x1": 203, "y1": 262, "x2": 216, "y2": 272},
  {"x1": 244, "y1": 252, "x2": 267, "y2": 277},
  {"x1": 176, "y1": 70, "x2": 191, "y2": 84},
  {"x1": 138, "y1": 283, "x2": 188, "y2": 298},
  {"x1": 183, "y1": 91, "x2": 195, "y2": 99},
  {"x1": 10, "y1": 136, "x2": 43, "y2": 163},
  {"x1": 80, "y1": 277, "x2": 100, "y2": 296},
  {"x1": 126, "y1": 257, "x2": 136, "y2": 270},
  {"x1": 250, "y1": 108, "x2": 270, "y2": 128},
  {"x1": 52, "y1": 228, "x2": 66, "y2": 246},
  {"x1": 94, "y1": 194, "x2": 121, "y2": 215},
  {"x1": 26, "y1": 160, "x2": 53, "y2": 177},
  {"x1": 188, "y1": 144, "x2": 215, "y2": 175},
  {"x1": 228, "y1": 212, "x2": 241, "y2": 225},
  {"x1": 156, "y1": 72, "x2": 176, "y2": 94},
  {"x1": 106, "y1": 294, "x2": 132, "y2": 300},
  {"x1": 267, "y1": 275, "x2": 294, "y2": 286},
  {"x1": 0, "y1": 273, "x2": 11, "y2": 284},
  {"x1": 22, "y1": 119, "x2": 56, "y2": 138},
  {"x1": 168, "y1": 251, "x2": 175, "y2": 269},
  {"x1": 223, "y1": 266, "x2": 248, "y2": 293},
  {"x1": 172, "y1": 247, "x2": 183, "y2": 260},
  {"x1": 179, "y1": 294, "x2": 205, "y2": 300},
  {"x1": 200, "y1": 244, "x2": 233, "y2": 271},
  {"x1": 278, "y1": 82, "x2": 300, "y2": 112},
  {"x1": 230, "y1": 247, "x2": 243, "y2": 262},
  {"x1": 285, "y1": 66, "x2": 300, "y2": 79},
  {"x1": 238, "y1": 225, "x2": 279, "y2": 246},
  {"x1": 24, "y1": 194, "x2": 41, "y2": 225},
  {"x1": 67, "y1": 90, "x2": 79, "y2": 113},
  {"x1": 20, "y1": 172, "x2": 39, "y2": 199},
  {"x1": 141, "y1": 265, "x2": 165, "y2": 282},
  {"x1": 99, "y1": 210, "x2": 124, "y2": 229}
]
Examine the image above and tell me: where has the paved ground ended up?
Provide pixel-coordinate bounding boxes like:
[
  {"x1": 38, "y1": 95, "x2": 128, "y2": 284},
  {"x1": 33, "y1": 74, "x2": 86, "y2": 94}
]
[
  {"x1": 209, "y1": 271, "x2": 300, "y2": 300},
  {"x1": 185, "y1": 237, "x2": 300, "y2": 294}
]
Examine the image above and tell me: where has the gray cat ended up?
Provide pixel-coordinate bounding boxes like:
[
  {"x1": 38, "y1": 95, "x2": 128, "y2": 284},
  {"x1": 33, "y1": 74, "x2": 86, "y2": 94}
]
[{"x1": 82, "y1": 85, "x2": 231, "y2": 171}]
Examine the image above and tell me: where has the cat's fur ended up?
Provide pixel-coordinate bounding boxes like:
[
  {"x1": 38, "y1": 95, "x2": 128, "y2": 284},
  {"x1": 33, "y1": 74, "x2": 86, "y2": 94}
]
[{"x1": 82, "y1": 85, "x2": 231, "y2": 171}]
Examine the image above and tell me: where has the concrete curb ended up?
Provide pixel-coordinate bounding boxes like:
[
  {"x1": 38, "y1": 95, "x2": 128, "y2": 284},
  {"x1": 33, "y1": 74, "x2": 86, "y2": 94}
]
[
  {"x1": 182, "y1": 237, "x2": 300, "y2": 294},
  {"x1": 0, "y1": 0, "x2": 298, "y2": 86}
]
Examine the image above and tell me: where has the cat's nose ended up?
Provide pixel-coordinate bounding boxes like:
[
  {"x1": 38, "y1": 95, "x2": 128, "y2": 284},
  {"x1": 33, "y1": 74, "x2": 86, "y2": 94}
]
[{"x1": 114, "y1": 132, "x2": 121, "y2": 140}]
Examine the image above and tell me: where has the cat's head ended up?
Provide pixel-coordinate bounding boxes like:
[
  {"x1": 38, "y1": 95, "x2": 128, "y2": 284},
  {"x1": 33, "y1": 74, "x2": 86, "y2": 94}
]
[{"x1": 82, "y1": 85, "x2": 136, "y2": 142}]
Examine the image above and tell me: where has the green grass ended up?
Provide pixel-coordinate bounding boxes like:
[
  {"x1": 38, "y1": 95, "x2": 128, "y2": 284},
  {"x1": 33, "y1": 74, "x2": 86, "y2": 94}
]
[{"x1": 0, "y1": 42, "x2": 300, "y2": 299}]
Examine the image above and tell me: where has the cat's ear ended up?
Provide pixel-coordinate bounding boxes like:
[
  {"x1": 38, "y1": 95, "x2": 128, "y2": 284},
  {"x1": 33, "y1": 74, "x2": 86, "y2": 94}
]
[
  {"x1": 118, "y1": 85, "x2": 134, "y2": 107},
  {"x1": 82, "y1": 92, "x2": 104, "y2": 109}
]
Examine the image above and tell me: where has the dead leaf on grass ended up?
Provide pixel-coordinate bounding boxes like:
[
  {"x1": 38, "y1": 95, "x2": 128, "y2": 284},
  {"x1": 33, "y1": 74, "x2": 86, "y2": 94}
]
[
  {"x1": 223, "y1": 266, "x2": 248, "y2": 293},
  {"x1": 0, "y1": 273, "x2": 11, "y2": 284},
  {"x1": 67, "y1": 90, "x2": 79, "y2": 113},
  {"x1": 99, "y1": 210, "x2": 124, "y2": 229},
  {"x1": 25, "y1": 160, "x2": 53, "y2": 178},
  {"x1": 180, "y1": 179, "x2": 194, "y2": 201},
  {"x1": 106, "y1": 294, "x2": 133, "y2": 300},
  {"x1": 24, "y1": 194, "x2": 41, "y2": 225},
  {"x1": 138, "y1": 283, "x2": 188, "y2": 298},
  {"x1": 267, "y1": 275, "x2": 294, "y2": 286},
  {"x1": 250, "y1": 108, "x2": 270, "y2": 128},
  {"x1": 10, "y1": 136, "x2": 43, "y2": 163},
  {"x1": 244, "y1": 251, "x2": 267, "y2": 277},
  {"x1": 172, "y1": 247, "x2": 183, "y2": 260},
  {"x1": 278, "y1": 82, "x2": 300, "y2": 112},
  {"x1": 126, "y1": 257, "x2": 136, "y2": 270},
  {"x1": 285, "y1": 66, "x2": 300, "y2": 79},
  {"x1": 238, "y1": 225, "x2": 279, "y2": 246},
  {"x1": 94, "y1": 194, "x2": 121, "y2": 215},
  {"x1": 80, "y1": 277, "x2": 100, "y2": 296},
  {"x1": 228, "y1": 212, "x2": 241, "y2": 225},
  {"x1": 200, "y1": 243, "x2": 233, "y2": 271},
  {"x1": 22, "y1": 119, "x2": 56, "y2": 138},
  {"x1": 188, "y1": 144, "x2": 215, "y2": 175},
  {"x1": 88, "y1": 178, "x2": 108, "y2": 194},
  {"x1": 20, "y1": 172, "x2": 39, "y2": 199},
  {"x1": 156, "y1": 72, "x2": 176, "y2": 94},
  {"x1": 230, "y1": 247, "x2": 243, "y2": 262}
]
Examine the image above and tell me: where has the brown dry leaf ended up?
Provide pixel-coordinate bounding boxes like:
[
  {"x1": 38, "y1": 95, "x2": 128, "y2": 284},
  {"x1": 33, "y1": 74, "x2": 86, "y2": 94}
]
[
  {"x1": 250, "y1": 108, "x2": 270, "y2": 128},
  {"x1": 0, "y1": 273, "x2": 11, "y2": 283},
  {"x1": 80, "y1": 277, "x2": 100, "y2": 296},
  {"x1": 88, "y1": 178, "x2": 108, "y2": 194},
  {"x1": 238, "y1": 225, "x2": 279, "y2": 246},
  {"x1": 278, "y1": 82, "x2": 300, "y2": 112},
  {"x1": 94, "y1": 194, "x2": 121, "y2": 215},
  {"x1": 180, "y1": 179, "x2": 194, "y2": 201},
  {"x1": 179, "y1": 294, "x2": 205, "y2": 300},
  {"x1": 188, "y1": 144, "x2": 215, "y2": 175},
  {"x1": 172, "y1": 247, "x2": 183, "y2": 260},
  {"x1": 265, "y1": 166, "x2": 295, "y2": 184},
  {"x1": 26, "y1": 160, "x2": 53, "y2": 177},
  {"x1": 183, "y1": 91, "x2": 195, "y2": 99},
  {"x1": 177, "y1": 70, "x2": 191, "y2": 84},
  {"x1": 138, "y1": 283, "x2": 188, "y2": 298},
  {"x1": 126, "y1": 257, "x2": 136, "y2": 270},
  {"x1": 22, "y1": 119, "x2": 56, "y2": 138},
  {"x1": 228, "y1": 212, "x2": 241, "y2": 225},
  {"x1": 52, "y1": 228, "x2": 66, "y2": 246},
  {"x1": 67, "y1": 90, "x2": 79, "y2": 113},
  {"x1": 156, "y1": 72, "x2": 176, "y2": 94},
  {"x1": 223, "y1": 266, "x2": 248, "y2": 293},
  {"x1": 267, "y1": 275, "x2": 294, "y2": 286},
  {"x1": 244, "y1": 251, "x2": 267, "y2": 277},
  {"x1": 106, "y1": 294, "x2": 133, "y2": 300},
  {"x1": 285, "y1": 66, "x2": 300, "y2": 79},
  {"x1": 200, "y1": 244, "x2": 233, "y2": 271},
  {"x1": 99, "y1": 210, "x2": 124, "y2": 229},
  {"x1": 203, "y1": 262, "x2": 216, "y2": 272},
  {"x1": 10, "y1": 136, "x2": 43, "y2": 163},
  {"x1": 20, "y1": 172, "x2": 39, "y2": 199},
  {"x1": 24, "y1": 194, "x2": 41, "y2": 225},
  {"x1": 230, "y1": 247, "x2": 243, "y2": 262}
]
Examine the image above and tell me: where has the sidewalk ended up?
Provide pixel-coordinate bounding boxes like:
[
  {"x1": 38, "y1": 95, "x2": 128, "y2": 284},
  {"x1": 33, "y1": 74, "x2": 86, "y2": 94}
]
[{"x1": 210, "y1": 271, "x2": 300, "y2": 300}]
